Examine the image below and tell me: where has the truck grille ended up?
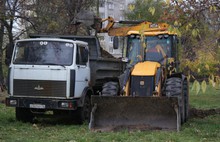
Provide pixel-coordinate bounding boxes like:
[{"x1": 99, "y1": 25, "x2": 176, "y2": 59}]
[{"x1": 13, "y1": 79, "x2": 66, "y2": 97}]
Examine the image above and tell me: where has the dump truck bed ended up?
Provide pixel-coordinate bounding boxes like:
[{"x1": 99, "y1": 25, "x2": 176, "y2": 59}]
[{"x1": 89, "y1": 96, "x2": 181, "y2": 132}]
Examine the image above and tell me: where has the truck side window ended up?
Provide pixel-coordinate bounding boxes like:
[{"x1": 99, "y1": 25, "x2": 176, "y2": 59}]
[{"x1": 76, "y1": 45, "x2": 88, "y2": 65}]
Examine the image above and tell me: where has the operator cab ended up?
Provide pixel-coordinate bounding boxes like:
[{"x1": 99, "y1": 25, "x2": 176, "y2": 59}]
[{"x1": 125, "y1": 34, "x2": 178, "y2": 66}]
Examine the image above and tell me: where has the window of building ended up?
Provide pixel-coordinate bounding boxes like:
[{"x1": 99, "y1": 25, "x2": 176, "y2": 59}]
[
  {"x1": 119, "y1": 16, "x2": 124, "y2": 21},
  {"x1": 120, "y1": 4, "x2": 124, "y2": 10},
  {"x1": 99, "y1": 0, "x2": 105, "y2": 7},
  {"x1": 108, "y1": 2, "x2": 114, "y2": 10}
]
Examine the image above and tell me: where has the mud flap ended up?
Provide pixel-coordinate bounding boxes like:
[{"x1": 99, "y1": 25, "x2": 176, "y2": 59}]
[{"x1": 89, "y1": 96, "x2": 180, "y2": 132}]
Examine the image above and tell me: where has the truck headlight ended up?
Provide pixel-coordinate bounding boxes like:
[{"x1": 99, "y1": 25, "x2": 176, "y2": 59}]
[
  {"x1": 9, "y1": 100, "x2": 17, "y2": 105},
  {"x1": 59, "y1": 101, "x2": 77, "y2": 109},
  {"x1": 60, "y1": 102, "x2": 69, "y2": 108}
]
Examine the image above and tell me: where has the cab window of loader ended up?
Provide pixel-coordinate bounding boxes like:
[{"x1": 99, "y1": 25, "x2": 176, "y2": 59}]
[
  {"x1": 145, "y1": 36, "x2": 171, "y2": 58},
  {"x1": 171, "y1": 36, "x2": 178, "y2": 59},
  {"x1": 126, "y1": 35, "x2": 172, "y2": 65},
  {"x1": 127, "y1": 38, "x2": 141, "y2": 66}
]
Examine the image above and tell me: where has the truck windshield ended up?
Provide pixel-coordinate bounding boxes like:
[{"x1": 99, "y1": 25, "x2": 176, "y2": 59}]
[
  {"x1": 13, "y1": 40, "x2": 74, "y2": 66},
  {"x1": 127, "y1": 35, "x2": 171, "y2": 65}
]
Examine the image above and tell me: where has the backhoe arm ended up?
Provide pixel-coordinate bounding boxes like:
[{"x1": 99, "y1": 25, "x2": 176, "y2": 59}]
[{"x1": 98, "y1": 17, "x2": 169, "y2": 36}]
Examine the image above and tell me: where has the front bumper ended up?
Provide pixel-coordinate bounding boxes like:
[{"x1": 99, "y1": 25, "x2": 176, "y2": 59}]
[{"x1": 5, "y1": 97, "x2": 79, "y2": 110}]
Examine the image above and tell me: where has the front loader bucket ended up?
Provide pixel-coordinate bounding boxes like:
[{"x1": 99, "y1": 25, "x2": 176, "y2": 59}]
[{"x1": 89, "y1": 96, "x2": 180, "y2": 132}]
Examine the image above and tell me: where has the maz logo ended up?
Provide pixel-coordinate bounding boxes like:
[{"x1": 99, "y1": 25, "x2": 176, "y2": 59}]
[{"x1": 34, "y1": 85, "x2": 44, "y2": 91}]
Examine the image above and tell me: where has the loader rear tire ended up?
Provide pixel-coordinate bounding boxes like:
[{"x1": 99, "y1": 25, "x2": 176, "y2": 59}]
[
  {"x1": 102, "y1": 81, "x2": 119, "y2": 96},
  {"x1": 165, "y1": 77, "x2": 185, "y2": 124},
  {"x1": 183, "y1": 80, "x2": 189, "y2": 122}
]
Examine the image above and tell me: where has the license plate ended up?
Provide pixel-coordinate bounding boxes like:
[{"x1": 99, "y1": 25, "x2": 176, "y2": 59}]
[{"x1": 30, "y1": 104, "x2": 46, "y2": 109}]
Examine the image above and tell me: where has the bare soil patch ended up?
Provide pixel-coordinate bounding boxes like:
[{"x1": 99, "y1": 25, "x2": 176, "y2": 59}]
[{"x1": 189, "y1": 107, "x2": 220, "y2": 118}]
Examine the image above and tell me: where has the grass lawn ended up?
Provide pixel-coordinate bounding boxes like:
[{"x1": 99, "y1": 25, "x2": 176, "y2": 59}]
[
  {"x1": 190, "y1": 84, "x2": 220, "y2": 109},
  {"x1": 0, "y1": 86, "x2": 219, "y2": 142}
]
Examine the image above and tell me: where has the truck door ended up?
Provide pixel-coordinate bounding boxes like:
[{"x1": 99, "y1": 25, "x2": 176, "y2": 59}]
[{"x1": 74, "y1": 44, "x2": 90, "y2": 98}]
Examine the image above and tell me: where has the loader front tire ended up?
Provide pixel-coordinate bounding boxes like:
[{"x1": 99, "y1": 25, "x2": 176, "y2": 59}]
[
  {"x1": 165, "y1": 77, "x2": 182, "y2": 97},
  {"x1": 102, "y1": 81, "x2": 119, "y2": 96}
]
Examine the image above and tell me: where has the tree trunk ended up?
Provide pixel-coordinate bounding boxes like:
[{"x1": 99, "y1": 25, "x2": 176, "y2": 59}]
[{"x1": 0, "y1": 0, "x2": 6, "y2": 91}]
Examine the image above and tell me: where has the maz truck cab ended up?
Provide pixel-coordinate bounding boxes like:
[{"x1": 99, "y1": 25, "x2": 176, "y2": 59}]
[{"x1": 6, "y1": 38, "x2": 92, "y2": 123}]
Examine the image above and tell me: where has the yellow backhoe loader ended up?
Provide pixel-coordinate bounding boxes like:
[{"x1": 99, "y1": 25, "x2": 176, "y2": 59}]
[{"x1": 88, "y1": 17, "x2": 189, "y2": 131}]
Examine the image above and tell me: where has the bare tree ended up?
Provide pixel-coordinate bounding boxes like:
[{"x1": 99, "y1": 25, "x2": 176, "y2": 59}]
[
  {"x1": 0, "y1": 0, "x2": 6, "y2": 90},
  {"x1": 19, "y1": 0, "x2": 96, "y2": 35},
  {"x1": 163, "y1": 0, "x2": 220, "y2": 76},
  {"x1": 0, "y1": 0, "x2": 97, "y2": 91}
]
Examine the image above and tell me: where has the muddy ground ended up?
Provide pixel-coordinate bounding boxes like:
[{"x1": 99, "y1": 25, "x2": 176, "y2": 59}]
[{"x1": 190, "y1": 107, "x2": 220, "y2": 118}]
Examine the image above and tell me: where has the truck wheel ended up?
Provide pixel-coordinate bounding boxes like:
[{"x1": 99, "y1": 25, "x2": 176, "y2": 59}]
[
  {"x1": 16, "y1": 107, "x2": 34, "y2": 123},
  {"x1": 165, "y1": 77, "x2": 185, "y2": 123},
  {"x1": 75, "y1": 95, "x2": 91, "y2": 124},
  {"x1": 102, "y1": 81, "x2": 119, "y2": 96}
]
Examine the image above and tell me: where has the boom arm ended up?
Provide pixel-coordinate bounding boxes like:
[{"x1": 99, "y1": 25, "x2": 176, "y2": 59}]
[
  {"x1": 99, "y1": 17, "x2": 170, "y2": 36},
  {"x1": 73, "y1": 11, "x2": 171, "y2": 36}
]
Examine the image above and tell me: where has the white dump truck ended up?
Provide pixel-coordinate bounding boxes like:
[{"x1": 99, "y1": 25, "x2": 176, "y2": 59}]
[{"x1": 6, "y1": 35, "x2": 124, "y2": 123}]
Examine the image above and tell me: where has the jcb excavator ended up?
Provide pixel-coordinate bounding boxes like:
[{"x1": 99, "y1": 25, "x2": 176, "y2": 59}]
[{"x1": 80, "y1": 16, "x2": 189, "y2": 131}]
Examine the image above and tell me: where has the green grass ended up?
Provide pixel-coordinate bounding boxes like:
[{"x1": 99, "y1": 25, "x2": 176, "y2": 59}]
[
  {"x1": 0, "y1": 86, "x2": 219, "y2": 142},
  {"x1": 190, "y1": 84, "x2": 220, "y2": 109},
  {"x1": 0, "y1": 104, "x2": 219, "y2": 142},
  {"x1": 190, "y1": 95, "x2": 220, "y2": 109}
]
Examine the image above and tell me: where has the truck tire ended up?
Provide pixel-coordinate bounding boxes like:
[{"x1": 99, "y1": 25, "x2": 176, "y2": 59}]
[
  {"x1": 75, "y1": 94, "x2": 91, "y2": 124},
  {"x1": 102, "y1": 81, "x2": 119, "y2": 96},
  {"x1": 16, "y1": 107, "x2": 34, "y2": 123},
  {"x1": 165, "y1": 77, "x2": 185, "y2": 124}
]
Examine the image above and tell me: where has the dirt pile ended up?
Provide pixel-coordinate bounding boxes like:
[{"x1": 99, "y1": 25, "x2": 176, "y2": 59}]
[
  {"x1": 189, "y1": 108, "x2": 220, "y2": 118},
  {"x1": 100, "y1": 48, "x2": 117, "y2": 58}
]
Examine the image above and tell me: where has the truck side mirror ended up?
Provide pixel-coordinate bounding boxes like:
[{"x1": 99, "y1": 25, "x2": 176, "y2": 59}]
[{"x1": 113, "y1": 36, "x2": 119, "y2": 49}]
